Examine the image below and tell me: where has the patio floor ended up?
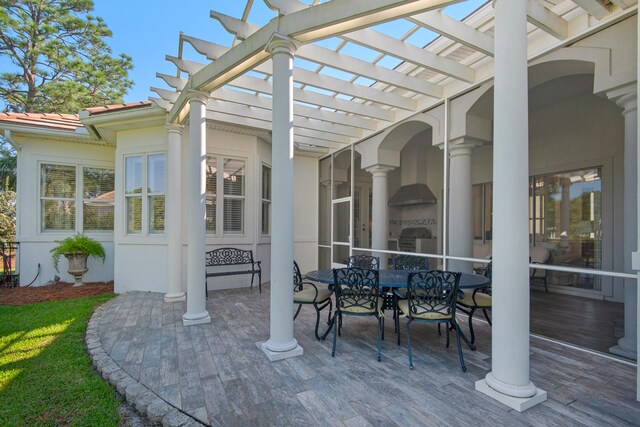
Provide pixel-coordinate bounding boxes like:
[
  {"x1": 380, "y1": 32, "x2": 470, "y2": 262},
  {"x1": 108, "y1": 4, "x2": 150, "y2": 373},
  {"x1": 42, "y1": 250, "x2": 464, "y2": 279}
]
[{"x1": 93, "y1": 284, "x2": 640, "y2": 426}]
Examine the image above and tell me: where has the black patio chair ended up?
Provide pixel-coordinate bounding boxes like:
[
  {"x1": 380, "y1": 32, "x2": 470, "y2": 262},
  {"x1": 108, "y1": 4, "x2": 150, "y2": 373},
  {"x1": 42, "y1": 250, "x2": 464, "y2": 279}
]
[
  {"x1": 331, "y1": 267, "x2": 383, "y2": 361},
  {"x1": 293, "y1": 261, "x2": 333, "y2": 340},
  {"x1": 346, "y1": 255, "x2": 380, "y2": 270},
  {"x1": 398, "y1": 270, "x2": 466, "y2": 371},
  {"x1": 456, "y1": 261, "x2": 492, "y2": 345},
  {"x1": 390, "y1": 254, "x2": 430, "y2": 271},
  {"x1": 389, "y1": 255, "x2": 429, "y2": 339}
]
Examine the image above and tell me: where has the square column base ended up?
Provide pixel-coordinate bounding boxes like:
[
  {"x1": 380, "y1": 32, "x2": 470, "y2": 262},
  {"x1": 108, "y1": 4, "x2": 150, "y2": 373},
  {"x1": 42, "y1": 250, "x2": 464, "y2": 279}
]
[
  {"x1": 258, "y1": 342, "x2": 303, "y2": 361},
  {"x1": 476, "y1": 379, "x2": 547, "y2": 412},
  {"x1": 182, "y1": 314, "x2": 211, "y2": 326}
]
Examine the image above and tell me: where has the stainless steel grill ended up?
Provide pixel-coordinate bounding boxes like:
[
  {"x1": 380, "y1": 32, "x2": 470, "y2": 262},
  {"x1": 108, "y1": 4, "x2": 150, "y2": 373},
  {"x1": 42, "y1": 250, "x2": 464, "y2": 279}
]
[{"x1": 398, "y1": 227, "x2": 431, "y2": 253}]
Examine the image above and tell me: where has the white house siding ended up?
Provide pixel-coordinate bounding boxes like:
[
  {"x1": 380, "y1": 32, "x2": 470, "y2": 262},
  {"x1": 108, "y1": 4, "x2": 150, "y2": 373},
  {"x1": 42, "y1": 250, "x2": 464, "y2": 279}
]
[{"x1": 14, "y1": 135, "x2": 115, "y2": 286}]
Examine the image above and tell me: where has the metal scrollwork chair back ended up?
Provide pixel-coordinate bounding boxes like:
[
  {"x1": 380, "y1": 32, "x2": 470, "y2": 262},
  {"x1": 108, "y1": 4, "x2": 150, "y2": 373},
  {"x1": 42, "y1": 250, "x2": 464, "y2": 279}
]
[
  {"x1": 331, "y1": 267, "x2": 383, "y2": 361},
  {"x1": 391, "y1": 255, "x2": 430, "y2": 271},
  {"x1": 346, "y1": 255, "x2": 380, "y2": 270},
  {"x1": 399, "y1": 270, "x2": 466, "y2": 371}
]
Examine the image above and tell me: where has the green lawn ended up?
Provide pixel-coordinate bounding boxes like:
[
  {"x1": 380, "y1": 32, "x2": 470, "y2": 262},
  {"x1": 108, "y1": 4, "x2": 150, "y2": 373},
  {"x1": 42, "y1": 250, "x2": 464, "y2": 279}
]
[{"x1": 0, "y1": 295, "x2": 122, "y2": 426}]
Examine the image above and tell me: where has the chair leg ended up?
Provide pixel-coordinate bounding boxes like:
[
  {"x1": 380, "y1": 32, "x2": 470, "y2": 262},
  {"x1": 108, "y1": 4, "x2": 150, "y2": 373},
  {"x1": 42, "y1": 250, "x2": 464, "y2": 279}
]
[
  {"x1": 321, "y1": 309, "x2": 335, "y2": 341},
  {"x1": 312, "y1": 304, "x2": 323, "y2": 341},
  {"x1": 331, "y1": 310, "x2": 339, "y2": 357},
  {"x1": 293, "y1": 304, "x2": 302, "y2": 320},
  {"x1": 381, "y1": 311, "x2": 385, "y2": 342},
  {"x1": 377, "y1": 315, "x2": 382, "y2": 362},
  {"x1": 437, "y1": 323, "x2": 441, "y2": 336},
  {"x1": 406, "y1": 319, "x2": 414, "y2": 369},
  {"x1": 467, "y1": 307, "x2": 477, "y2": 345},
  {"x1": 483, "y1": 308, "x2": 492, "y2": 326},
  {"x1": 445, "y1": 322, "x2": 450, "y2": 348},
  {"x1": 451, "y1": 320, "x2": 467, "y2": 372},
  {"x1": 396, "y1": 309, "x2": 401, "y2": 346},
  {"x1": 544, "y1": 276, "x2": 548, "y2": 293},
  {"x1": 326, "y1": 299, "x2": 333, "y2": 325}
]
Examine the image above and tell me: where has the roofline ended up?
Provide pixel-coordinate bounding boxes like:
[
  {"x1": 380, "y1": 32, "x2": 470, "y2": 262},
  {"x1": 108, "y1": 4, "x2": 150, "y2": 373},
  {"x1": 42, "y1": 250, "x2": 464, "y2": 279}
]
[
  {"x1": 0, "y1": 123, "x2": 92, "y2": 142},
  {"x1": 79, "y1": 104, "x2": 167, "y2": 125}
]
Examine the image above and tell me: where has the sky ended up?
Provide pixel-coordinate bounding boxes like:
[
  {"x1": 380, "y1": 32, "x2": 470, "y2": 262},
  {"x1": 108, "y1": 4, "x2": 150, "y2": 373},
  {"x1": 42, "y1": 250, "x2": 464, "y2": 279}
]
[{"x1": 1, "y1": 0, "x2": 488, "y2": 108}]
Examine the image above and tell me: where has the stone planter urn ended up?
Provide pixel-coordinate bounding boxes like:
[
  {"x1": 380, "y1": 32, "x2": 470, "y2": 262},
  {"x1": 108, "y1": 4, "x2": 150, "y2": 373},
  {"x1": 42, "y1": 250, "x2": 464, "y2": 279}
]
[{"x1": 65, "y1": 252, "x2": 89, "y2": 287}]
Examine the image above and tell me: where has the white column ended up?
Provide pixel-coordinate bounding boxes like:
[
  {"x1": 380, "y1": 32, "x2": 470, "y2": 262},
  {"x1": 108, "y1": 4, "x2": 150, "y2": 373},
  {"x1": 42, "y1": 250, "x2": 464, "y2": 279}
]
[
  {"x1": 182, "y1": 90, "x2": 211, "y2": 326},
  {"x1": 448, "y1": 139, "x2": 476, "y2": 274},
  {"x1": 475, "y1": 0, "x2": 547, "y2": 412},
  {"x1": 165, "y1": 124, "x2": 186, "y2": 303},
  {"x1": 608, "y1": 86, "x2": 638, "y2": 360},
  {"x1": 367, "y1": 165, "x2": 394, "y2": 263},
  {"x1": 261, "y1": 33, "x2": 303, "y2": 361}
]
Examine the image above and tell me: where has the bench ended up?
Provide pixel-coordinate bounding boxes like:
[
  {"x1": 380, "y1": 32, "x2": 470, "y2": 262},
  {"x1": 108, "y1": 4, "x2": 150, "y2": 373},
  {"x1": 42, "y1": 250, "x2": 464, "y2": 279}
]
[{"x1": 205, "y1": 247, "x2": 262, "y2": 294}]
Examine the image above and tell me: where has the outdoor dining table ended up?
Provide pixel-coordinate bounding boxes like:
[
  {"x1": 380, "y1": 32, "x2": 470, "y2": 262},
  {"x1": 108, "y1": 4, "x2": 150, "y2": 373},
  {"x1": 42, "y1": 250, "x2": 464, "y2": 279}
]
[
  {"x1": 304, "y1": 268, "x2": 489, "y2": 291},
  {"x1": 304, "y1": 268, "x2": 490, "y2": 350}
]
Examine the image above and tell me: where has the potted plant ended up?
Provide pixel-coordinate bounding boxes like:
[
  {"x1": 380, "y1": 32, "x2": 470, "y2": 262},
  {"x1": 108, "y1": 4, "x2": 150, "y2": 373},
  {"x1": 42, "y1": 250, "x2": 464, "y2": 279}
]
[{"x1": 50, "y1": 234, "x2": 106, "y2": 287}]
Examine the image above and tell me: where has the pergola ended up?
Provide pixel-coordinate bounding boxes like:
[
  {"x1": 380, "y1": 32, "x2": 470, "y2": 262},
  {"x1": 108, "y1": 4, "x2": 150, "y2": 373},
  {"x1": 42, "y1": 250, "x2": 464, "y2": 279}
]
[{"x1": 149, "y1": 0, "x2": 639, "y2": 412}]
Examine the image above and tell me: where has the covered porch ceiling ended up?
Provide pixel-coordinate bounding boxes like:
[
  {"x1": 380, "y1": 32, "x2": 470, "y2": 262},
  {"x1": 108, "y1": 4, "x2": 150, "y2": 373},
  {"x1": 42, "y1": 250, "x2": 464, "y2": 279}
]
[{"x1": 148, "y1": 0, "x2": 638, "y2": 155}]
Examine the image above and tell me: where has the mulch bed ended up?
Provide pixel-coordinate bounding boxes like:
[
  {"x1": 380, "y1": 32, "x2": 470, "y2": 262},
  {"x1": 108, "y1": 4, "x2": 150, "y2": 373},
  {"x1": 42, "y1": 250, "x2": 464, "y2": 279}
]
[{"x1": 0, "y1": 281, "x2": 115, "y2": 306}]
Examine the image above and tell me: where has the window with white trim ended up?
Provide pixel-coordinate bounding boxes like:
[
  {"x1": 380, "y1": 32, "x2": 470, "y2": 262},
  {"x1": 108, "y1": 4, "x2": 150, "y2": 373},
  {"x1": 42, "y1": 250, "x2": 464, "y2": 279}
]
[
  {"x1": 261, "y1": 164, "x2": 271, "y2": 236},
  {"x1": 124, "y1": 153, "x2": 166, "y2": 235},
  {"x1": 40, "y1": 163, "x2": 115, "y2": 232},
  {"x1": 206, "y1": 155, "x2": 246, "y2": 235}
]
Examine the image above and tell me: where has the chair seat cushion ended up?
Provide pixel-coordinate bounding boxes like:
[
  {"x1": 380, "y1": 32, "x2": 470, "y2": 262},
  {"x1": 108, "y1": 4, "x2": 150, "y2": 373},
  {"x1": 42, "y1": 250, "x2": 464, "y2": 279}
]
[
  {"x1": 397, "y1": 299, "x2": 452, "y2": 320},
  {"x1": 339, "y1": 297, "x2": 384, "y2": 315},
  {"x1": 457, "y1": 291, "x2": 492, "y2": 308},
  {"x1": 294, "y1": 287, "x2": 332, "y2": 303}
]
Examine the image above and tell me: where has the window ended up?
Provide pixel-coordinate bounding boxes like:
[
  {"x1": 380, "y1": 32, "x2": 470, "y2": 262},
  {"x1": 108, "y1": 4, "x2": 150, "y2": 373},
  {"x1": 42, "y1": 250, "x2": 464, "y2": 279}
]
[
  {"x1": 125, "y1": 153, "x2": 166, "y2": 235},
  {"x1": 83, "y1": 168, "x2": 115, "y2": 231},
  {"x1": 261, "y1": 165, "x2": 271, "y2": 235},
  {"x1": 206, "y1": 156, "x2": 246, "y2": 236},
  {"x1": 40, "y1": 163, "x2": 115, "y2": 232},
  {"x1": 41, "y1": 164, "x2": 76, "y2": 231}
]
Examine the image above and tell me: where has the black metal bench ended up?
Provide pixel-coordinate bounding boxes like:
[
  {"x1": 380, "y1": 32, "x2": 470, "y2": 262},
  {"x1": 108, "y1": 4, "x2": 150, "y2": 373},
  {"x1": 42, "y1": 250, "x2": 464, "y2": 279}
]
[{"x1": 205, "y1": 247, "x2": 262, "y2": 294}]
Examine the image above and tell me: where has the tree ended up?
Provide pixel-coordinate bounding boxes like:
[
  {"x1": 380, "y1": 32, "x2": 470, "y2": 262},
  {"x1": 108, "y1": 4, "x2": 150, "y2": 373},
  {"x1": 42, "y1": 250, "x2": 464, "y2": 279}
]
[
  {"x1": 0, "y1": 188, "x2": 16, "y2": 242},
  {"x1": 0, "y1": 0, "x2": 133, "y2": 114}
]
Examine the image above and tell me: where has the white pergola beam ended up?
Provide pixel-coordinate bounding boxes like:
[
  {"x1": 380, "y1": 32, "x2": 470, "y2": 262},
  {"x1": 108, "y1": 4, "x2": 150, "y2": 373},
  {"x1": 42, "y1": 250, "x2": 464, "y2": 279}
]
[
  {"x1": 571, "y1": 0, "x2": 611, "y2": 19},
  {"x1": 169, "y1": 0, "x2": 462, "y2": 123},
  {"x1": 527, "y1": 0, "x2": 568, "y2": 40},
  {"x1": 294, "y1": 135, "x2": 344, "y2": 149},
  {"x1": 156, "y1": 73, "x2": 187, "y2": 90},
  {"x1": 165, "y1": 56, "x2": 205, "y2": 75},
  {"x1": 608, "y1": 0, "x2": 636, "y2": 9},
  {"x1": 151, "y1": 87, "x2": 179, "y2": 103},
  {"x1": 182, "y1": 33, "x2": 416, "y2": 111},
  {"x1": 229, "y1": 75, "x2": 395, "y2": 122},
  {"x1": 409, "y1": 10, "x2": 495, "y2": 57},
  {"x1": 214, "y1": 7, "x2": 472, "y2": 83},
  {"x1": 297, "y1": 43, "x2": 443, "y2": 97},
  {"x1": 294, "y1": 127, "x2": 351, "y2": 144},
  {"x1": 342, "y1": 28, "x2": 475, "y2": 83},
  {"x1": 211, "y1": 12, "x2": 442, "y2": 97},
  {"x1": 211, "y1": 87, "x2": 364, "y2": 138}
]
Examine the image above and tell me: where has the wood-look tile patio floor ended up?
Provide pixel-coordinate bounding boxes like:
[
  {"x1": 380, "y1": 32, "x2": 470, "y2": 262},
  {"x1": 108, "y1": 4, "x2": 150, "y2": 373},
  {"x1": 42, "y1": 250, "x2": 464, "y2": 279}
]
[{"x1": 96, "y1": 284, "x2": 640, "y2": 426}]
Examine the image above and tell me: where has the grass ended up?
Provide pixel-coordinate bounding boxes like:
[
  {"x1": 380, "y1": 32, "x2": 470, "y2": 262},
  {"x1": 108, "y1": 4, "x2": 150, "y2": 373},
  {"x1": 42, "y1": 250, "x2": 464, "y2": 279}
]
[{"x1": 0, "y1": 295, "x2": 122, "y2": 426}]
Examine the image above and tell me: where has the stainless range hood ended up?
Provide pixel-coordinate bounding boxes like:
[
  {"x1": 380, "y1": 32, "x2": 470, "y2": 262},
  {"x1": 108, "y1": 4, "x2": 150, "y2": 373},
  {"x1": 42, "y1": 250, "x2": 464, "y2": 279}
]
[{"x1": 388, "y1": 183, "x2": 437, "y2": 207}]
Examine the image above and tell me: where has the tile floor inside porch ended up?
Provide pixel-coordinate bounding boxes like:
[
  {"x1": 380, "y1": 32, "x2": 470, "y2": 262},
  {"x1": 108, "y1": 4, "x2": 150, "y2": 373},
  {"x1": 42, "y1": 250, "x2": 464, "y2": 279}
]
[{"x1": 95, "y1": 284, "x2": 640, "y2": 426}]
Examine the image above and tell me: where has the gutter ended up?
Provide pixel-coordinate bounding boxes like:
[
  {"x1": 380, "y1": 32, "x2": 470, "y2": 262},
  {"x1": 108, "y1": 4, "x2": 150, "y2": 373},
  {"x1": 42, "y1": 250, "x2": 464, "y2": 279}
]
[{"x1": 3, "y1": 130, "x2": 21, "y2": 151}]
